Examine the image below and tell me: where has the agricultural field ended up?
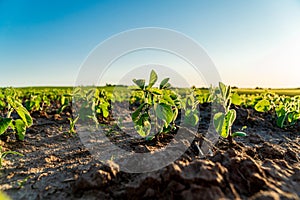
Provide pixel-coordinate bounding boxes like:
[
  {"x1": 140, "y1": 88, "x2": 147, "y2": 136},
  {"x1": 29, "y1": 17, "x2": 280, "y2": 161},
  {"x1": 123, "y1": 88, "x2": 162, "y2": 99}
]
[{"x1": 0, "y1": 71, "x2": 299, "y2": 199}]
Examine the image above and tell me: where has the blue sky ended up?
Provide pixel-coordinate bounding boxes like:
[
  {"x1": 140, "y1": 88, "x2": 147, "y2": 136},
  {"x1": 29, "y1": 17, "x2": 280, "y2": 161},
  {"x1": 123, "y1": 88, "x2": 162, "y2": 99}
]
[{"x1": 0, "y1": 0, "x2": 300, "y2": 88}]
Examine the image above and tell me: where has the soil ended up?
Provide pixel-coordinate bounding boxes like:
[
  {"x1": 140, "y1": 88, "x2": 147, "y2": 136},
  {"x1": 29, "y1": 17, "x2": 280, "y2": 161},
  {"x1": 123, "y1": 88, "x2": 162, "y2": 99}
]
[{"x1": 0, "y1": 104, "x2": 299, "y2": 200}]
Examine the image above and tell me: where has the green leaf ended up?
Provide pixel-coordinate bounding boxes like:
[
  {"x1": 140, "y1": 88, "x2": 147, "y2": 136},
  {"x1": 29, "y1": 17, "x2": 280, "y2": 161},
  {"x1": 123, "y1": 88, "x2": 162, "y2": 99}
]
[
  {"x1": 154, "y1": 103, "x2": 173, "y2": 126},
  {"x1": 186, "y1": 96, "x2": 194, "y2": 107},
  {"x1": 275, "y1": 105, "x2": 285, "y2": 117},
  {"x1": 231, "y1": 93, "x2": 242, "y2": 105},
  {"x1": 12, "y1": 101, "x2": 33, "y2": 127},
  {"x1": 134, "y1": 119, "x2": 151, "y2": 137},
  {"x1": 58, "y1": 105, "x2": 68, "y2": 114},
  {"x1": 162, "y1": 94, "x2": 175, "y2": 106},
  {"x1": 102, "y1": 107, "x2": 109, "y2": 118},
  {"x1": 131, "y1": 103, "x2": 147, "y2": 122},
  {"x1": 14, "y1": 119, "x2": 26, "y2": 141},
  {"x1": 232, "y1": 131, "x2": 247, "y2": 137},
  {"x1": 159, "y1": 78, "x2": 170, "y2": 89},
  {"x1": 172, "y1": 107, "x2": 179, "y2": 122},
  {"x1": 163, "y1": 83, "x2": 171, "y2": 89},
  {"x1": 60, "y1": 95, "x2": 66, "y2": 105},
  {"x1": 1, "y1": 149, "x2": 24, "y2": 159},
  {"x1": 213, "y1": 112, "x2": 225, "y2": 136},
  {"x1": 213, "y1": 109, "x2": 236, "y2": 138},
  {"x1": 100, "y1": 102, "x2": 110, "y2": 118},
  {"x1": 184, "y1": 109, "x2": 199, "y2": 126},
  {"x1": 219, "y1": 82, "x2": 227, "y2": 98},
  {"x1": 227, "y1": 109, "x2": 236, "y2": 127},
  {"x1": 0, "y1": 117, "x2": 12, "y2": 135},
  {"x1": 151, "y1": 88, "x2": 162, "y2": 95},
  {"x1": 276, "y1": 114, "x2": 286, "y2": 128},
  {"x1": 148, "y1": 70, "x2": 158, "y2": 88},
  {"x1": 132, "y1": 79, "x2": 145, "y2": 90},
  {"x1": 25, "y1": 100, "x2": 35, "y2": 111},
  {"x1": 254, "y1": 99, "x2": 271, "y2": 112},
  {"x1": 134, "y1": 125, "x2": 148, "y2": 137},
  {"x1": 225, "y1": 85, "x2": 231, "y2": 101}
]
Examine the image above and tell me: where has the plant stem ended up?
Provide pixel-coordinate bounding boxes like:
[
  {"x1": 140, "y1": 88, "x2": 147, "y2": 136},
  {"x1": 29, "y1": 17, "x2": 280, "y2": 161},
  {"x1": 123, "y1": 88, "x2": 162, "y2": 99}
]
[{"x1": 228, "y1": 133, "x2": 233, "y2": 146}]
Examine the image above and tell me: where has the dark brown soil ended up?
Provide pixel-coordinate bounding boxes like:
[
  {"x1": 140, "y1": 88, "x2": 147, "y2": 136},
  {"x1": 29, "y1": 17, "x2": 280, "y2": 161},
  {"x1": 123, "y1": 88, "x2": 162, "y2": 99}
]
[{"x1": 0, "y1": 105, "x2": 299, "y2": 200}]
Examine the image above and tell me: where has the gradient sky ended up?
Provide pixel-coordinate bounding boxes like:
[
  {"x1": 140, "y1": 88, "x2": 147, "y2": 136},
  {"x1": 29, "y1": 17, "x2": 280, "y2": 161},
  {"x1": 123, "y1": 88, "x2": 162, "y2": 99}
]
[{"x1": 0, "y1": 0, "x2": 300, "y2": 88}]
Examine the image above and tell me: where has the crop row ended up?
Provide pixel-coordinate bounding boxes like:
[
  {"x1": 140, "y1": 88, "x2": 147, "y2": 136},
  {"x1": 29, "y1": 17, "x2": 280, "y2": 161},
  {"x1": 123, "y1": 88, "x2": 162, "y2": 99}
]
[{"x1": 0, "y1": 73, "x2": 299, "y2": 144}]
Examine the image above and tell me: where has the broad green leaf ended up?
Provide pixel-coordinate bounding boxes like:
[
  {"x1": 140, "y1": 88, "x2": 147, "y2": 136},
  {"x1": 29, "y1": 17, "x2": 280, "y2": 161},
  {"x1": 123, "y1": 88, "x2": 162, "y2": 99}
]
[
  {"x1": 225, "y1": 85, "x2": 231, "y2": 101},
  {"x1": 219, "y1": 82, "x2": 227, "y2": 98},
  {"x1": 159, "y1": 78, "x2": 170, "y2": 89},
  {"x1": 295, "y1": 113, "x2": 300, "y2": 120},
  {"x1": 186, "y1": 96, "x2": 193, "y2": 106},
  {"x1": 134, "y1": 118, "x2": 151, "y2": 137},
  {"x1": 276, "y1": 114, "x2": 286, "y2": 128},
  {"x1": 162, "y1": 94, "x2": 175, "y2": 106},
  {"x1": 170, "y1": 92, "x2": 178, "y2": 100},
  {"x1": 220, "y1": 111, "x2": 233, "y2": 138},
  {"x1": 213, "y1": 110, "x2": 236, "y2": 138},
  {"x1": 137, "y1": 113, "x2": 149, "y2": 126},
  {"x1": 275, "y1": 106, "x2": 285, "y2": 117},
  {"x1": 148, "y1": 70, "x2": 158, "y2": 88},
  {"x1": 61, "y1": 95, "x2": 66, "y2": 105},
  {"x1": 0, "y1": 117, "x2": 12, "y2": 135},
  {"x1": 254, "y1": 99, "x2": 271, "y2": 112},
  {"x1": 14, "y1": 119, "x2": 26, "y2": 141},
  {"x1": 227, "y1": 109, "x2": 236, "y2": 127},
  {"x1": 154, "y1": 103, "x2": 173, "y2": 126},
  {"x1": 163, "y1": 83, "x2": 171, "y2": 89},
  {"x1": 0, "y1": 101, "x2": 6, "y2": 110},
  {"x1": 12, "y1": 101, "x2": 33, "y2": 127},
  {"x1": 151, "y1": 88, "x2": 162, "y2": 95},
  {"x1": 231, "y1": 93, "x2": 242, "y2": 105},
  {"x1": 287, "y1": 113, "x2": 293, "y2": 123},
  {"x1": 134, "y1": 124, "x2": 147, "y2": 137},
  {"x1": 100, "y1": 102, "x2": 110, "y2": 118},
  {"x1": 25, "y1": 100, "x2": 35, "y2": 111},
  {"x1": 102, "y1": 107, "x2": 109, "y2": 118},
  {"x1": 184, "y1": 109, "x2": 199, "y2": 126},
  {"x1": 132, "y1": 79, "x2": 145, "y2": 90},
  {"x1": 213, "y1": 112, "x2": 225, "y2": 136},
  {"x1": 132, "y1": 103, "x2": 147, "y2": 122},
  {"x1": 232, "y1": 131, "x2": 247, "y2": 137}
]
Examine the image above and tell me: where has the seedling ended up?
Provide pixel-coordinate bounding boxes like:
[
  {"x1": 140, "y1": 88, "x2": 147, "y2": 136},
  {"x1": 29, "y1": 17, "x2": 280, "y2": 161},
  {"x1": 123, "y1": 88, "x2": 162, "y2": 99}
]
[
  {"x1": 181, "y1": 93, "x2": 200, "y2": 126},
  {"x1": 16, "y1": 175, "x2": 30, "y2": 189},
  {"x1": 58, "y1": 94, "x2": 72, "y2": 114},
  {"x1": 213, "y1": 82, "x2": 246, "y2": 144},
  {"x1": 94, "y1": 89, "x2": 110, "y2": 119},
  {"x1": 0, "y1": 146, "x2": 23, "y2": 168},
  {"x1": 0, "y1": 89, "x2": 33, "y2": 141},
  {"x1": 73, "y1": 87, "x2": 99, "y2": 126},
  {"x1": 275, "y1": 97, "x2": 300, "y2": 128},
  {"x1": 254, "y1": 99, "x2": 271, "y2": 112},
  {"x1": 131, "y1": 70, "x2": 180, "y2": 140},
  {"x1": 67, "y1": 116, "x2": 79, "y2": 135}
]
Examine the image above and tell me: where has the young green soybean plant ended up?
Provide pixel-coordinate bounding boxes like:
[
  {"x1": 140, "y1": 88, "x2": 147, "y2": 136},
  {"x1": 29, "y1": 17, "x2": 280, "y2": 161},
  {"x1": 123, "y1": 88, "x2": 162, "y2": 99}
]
[
  {"x1": 131, "y1": 70, "x2": 201, "y2": 140},
  {"x1": 275, "y1": 96, "x2": 300, "y2": 128},
  {"x1": 0, "y1": 89, "x2": 33, "y2": 141},
  {"x1": 213, "y1": 82, "x2": 247, "y2": 145},
  {"x1": 131, "y1": 70, "x2": 183, "y2": 140},
  {"x1": 254, "y1": 93, "x2": 300, "y2": 128},
  {"x1": 181, "y1": 92, "x2": 200, "y2": 127}
]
